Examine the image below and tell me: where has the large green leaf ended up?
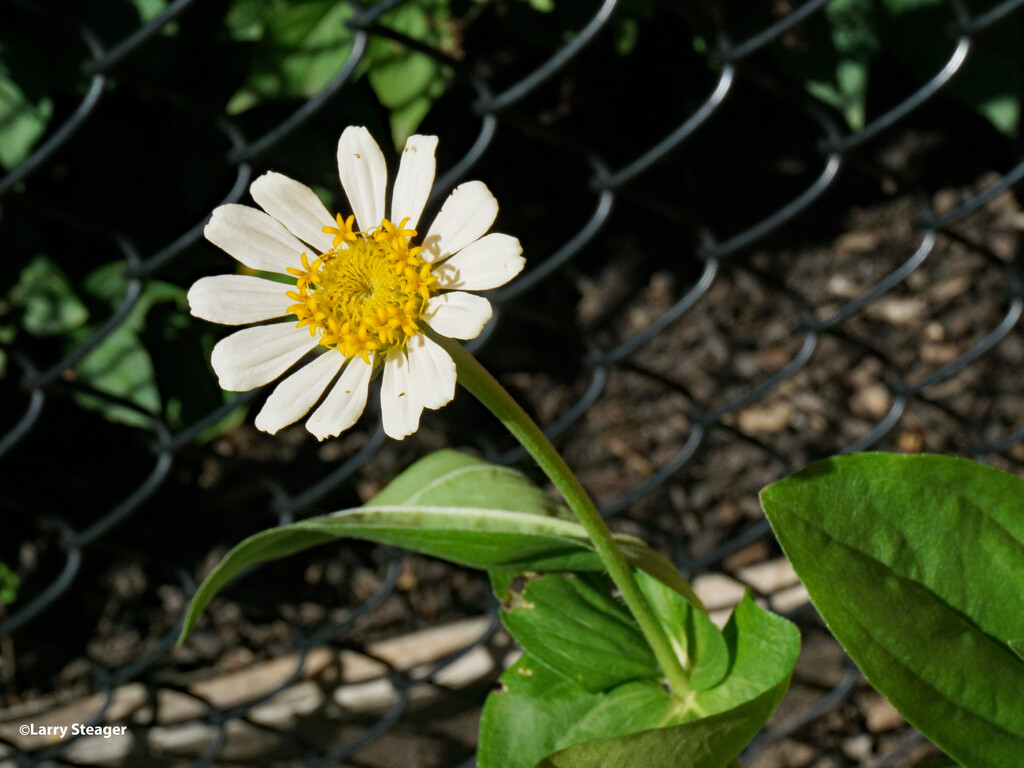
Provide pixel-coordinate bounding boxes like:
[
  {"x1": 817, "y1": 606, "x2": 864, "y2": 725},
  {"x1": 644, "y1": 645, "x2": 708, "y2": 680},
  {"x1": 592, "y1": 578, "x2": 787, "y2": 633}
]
[
  {"x1": 761, "y1": 453, "x2": 1024, "y2": 768},
  {"x1": 478, "y1": 595, "x2": 799, "y2": 768},
  {"x1": 180, "y1": 451, "x2": 700, "y2": 641}
]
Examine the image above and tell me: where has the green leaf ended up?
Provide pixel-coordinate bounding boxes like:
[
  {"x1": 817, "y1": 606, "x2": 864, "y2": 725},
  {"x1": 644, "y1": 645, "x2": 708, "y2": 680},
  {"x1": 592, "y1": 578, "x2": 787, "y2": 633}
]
[
  {"x1": 180, "y1": 450, "x2": 700, "y2": 641},
  {"x1": 72, "y1": 262, "x2": 187, "y2": 427},
  {"x1": 480, "y1": 658, "x2": 685, "y2": 768},
  {"x1": 130, "y1": 0, "x2": 169, "y2": 22},
  {"x1": 761, "y1": 453, "x2": 1024, "y2": 768},
  {"x1": 74, "y1": 322, "x2": 161, "y2": 426},
  {"x1": 0, "y1": 53, "x2": 52, "y2": 171},
  {"x1": 613, "y1": 17, "x2": 640, "y2": 57},
  {"x1": 683, "y1": 592, "x2": 800, "y2": 720},
  {"x1": 81, "y1": 262, "x2": 185, "y2": 311},
  {"x1": 487, "y1": 568, "x2": 744, "y2": 695},
  {"x1": 225, "y1": 0, "x2": 455, "y2": 143},
  {"x1": 491, "y1": 571, "x2": 659, "y2": 691},
  {"x1": 369, "y1": 449, "x2": 565, "y2": 516},
  {"x1": 636, "y1": 570, "x2": 729, "y2": 691},
  {"x1": 479, "y1": 594, "x2": 798, "y2": 768},
  {"x1": 225, "y1": 0, "x2": 266, "y2": 41},
  {"x1": 364, "y1": 1, "x2": 455, "y2": 146},
  {"x1": 825, "y1": 0, "x2": 879, "y2": 130},
  {"x1": 976, "y1": 93, "x2": 1020, "y2": 138},
  {"x1": 533, "y1": 702, "x2": 764, "y2": 768},
  {"x1": 9, "y1": 255, "x2": 88, "y2": 336},
  {"x1": 1009, "y1": 639, "x2": 1024, "y2": 664},
  {"x1": 549, "y1": 678, "x2": 683, "y2": 752},
  {"x1": 0, "y1": 562, "x2": 19, "y2": 606},
  {"x1": 536, "y1": 596, "x2": 798, "y2": 768},
  {"x1": 479, "y1": 654, "x2": 606, "y2": 768},
  {"x1": 180, "y1": 509, "x2": 610, "y2": 644},
  {"x1": 226, "y1": 0, "x2": 358, "y2": 114},
  {"x1": 793, "y1": 0, "x2": 879, "y2": 131}
]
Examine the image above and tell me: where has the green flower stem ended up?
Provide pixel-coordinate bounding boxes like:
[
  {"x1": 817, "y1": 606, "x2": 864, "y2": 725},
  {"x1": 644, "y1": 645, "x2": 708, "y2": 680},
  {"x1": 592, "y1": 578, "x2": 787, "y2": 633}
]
[{"x1": 430, "y1": 330, "x2": 691, "y2": 696}]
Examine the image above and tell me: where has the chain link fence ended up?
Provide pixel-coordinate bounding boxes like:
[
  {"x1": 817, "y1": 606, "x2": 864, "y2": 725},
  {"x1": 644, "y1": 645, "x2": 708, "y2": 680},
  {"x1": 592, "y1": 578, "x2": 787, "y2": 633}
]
[{"x1": 2, "y1": 0, "x2": 1024, "y2": 765}]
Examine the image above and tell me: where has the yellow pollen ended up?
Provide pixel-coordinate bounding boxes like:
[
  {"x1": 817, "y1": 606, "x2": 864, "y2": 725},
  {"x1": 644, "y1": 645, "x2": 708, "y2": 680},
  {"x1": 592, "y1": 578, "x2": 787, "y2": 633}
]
[{"x1": 291, "y1": 217, "x2": 435, "y2": 362}]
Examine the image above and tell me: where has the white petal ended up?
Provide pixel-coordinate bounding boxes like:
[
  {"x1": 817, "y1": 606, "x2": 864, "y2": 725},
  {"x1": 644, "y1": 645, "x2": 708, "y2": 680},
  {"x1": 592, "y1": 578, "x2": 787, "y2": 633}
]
[
  {"x1": 255, "y1": 351, "x2": 345, "y2": 434},
  {"x1": 390, "y1": 134, "x2": 438, "y2": 230},
  {"x1": 433, "y1": 234, "x2": 524, "y2": 291},
  {"x1": 250, "y1": 172, "x2": 336, "y2": 253},
  {"x1": 204, "y1": 204, "x2": 307, "y2": 275},
  {"x1": 210, "y1": 322, "x2": 318, "y2": 391},
  {"x1": 380, "y1": 352, "x2": 423, "y2": 440},
  {"x1": 306, "y1": 356, "x2": 373, "y2": 440},
  {"x1": 423, "y1": 292, "x2": 493, "y2": 340},
  {"x1": 422, "y1": 181, "x2": 498, "y2": 263},
  {"x1": 406, "y1": 333, "x2": 456, "y2": 410},
  {"x1": 188, "y1": 275, "x2": 294, "y2": 325},
  {"x1": 338, "y1": 126, "x2": 387, "y2": 233}
]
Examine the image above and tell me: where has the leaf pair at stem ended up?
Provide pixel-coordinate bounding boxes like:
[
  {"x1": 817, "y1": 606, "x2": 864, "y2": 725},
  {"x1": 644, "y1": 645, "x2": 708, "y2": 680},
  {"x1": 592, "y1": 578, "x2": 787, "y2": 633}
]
[{"x1": 180, "y1": 449, "x2": 802, "y2": 768}]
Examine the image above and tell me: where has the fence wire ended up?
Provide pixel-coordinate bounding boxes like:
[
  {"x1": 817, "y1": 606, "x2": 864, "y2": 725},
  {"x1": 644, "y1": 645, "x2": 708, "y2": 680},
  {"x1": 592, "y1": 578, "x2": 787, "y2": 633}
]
[{"x1": 2, "y1": 0, "x2": 1024, "y2": 765}]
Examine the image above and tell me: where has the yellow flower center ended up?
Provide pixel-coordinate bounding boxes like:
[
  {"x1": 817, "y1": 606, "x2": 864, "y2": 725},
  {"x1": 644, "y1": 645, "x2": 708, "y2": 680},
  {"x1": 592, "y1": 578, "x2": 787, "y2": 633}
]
[{"x1": 286, "y1": 216, "x2": 436, "y2": 363}]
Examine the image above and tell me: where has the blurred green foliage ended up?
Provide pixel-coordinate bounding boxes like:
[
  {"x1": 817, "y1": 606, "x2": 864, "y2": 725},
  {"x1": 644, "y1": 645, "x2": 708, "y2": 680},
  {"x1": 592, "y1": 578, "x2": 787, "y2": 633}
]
[
  {"x1": 4, "y1": 257, "x2": 198, "y2": 429},
  {"x1": 8, "y1": 257, "x2": 88, "y2": 338},
  {"x1": 786, "y1": 0, "x2": 1023, "y2": 136},
  {"x1": 226, "y1": 0, "x2": 459, "y2": 148},
  {"x1": 0, "y1": 562, "x2": 18, "y2": 606},
  {"x1": 882, "y1": 0, "x2": 1023, "y2": 136},
  {"x1": 803, "y1": 0, "x2": 880, "y2": 131},
  {"x1": 130, "y1": 0, "x2": 170, "y2": 22},
  {"x1": 70, "y1": 262, "x2": 189, "y2": 428},
  {"x1": 0, "y1": 36, "x2": 53, "y2": 171}
]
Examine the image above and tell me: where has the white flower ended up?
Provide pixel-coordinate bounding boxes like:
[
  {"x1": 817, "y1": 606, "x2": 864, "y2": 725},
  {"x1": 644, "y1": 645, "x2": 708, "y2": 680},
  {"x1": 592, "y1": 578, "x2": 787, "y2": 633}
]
[{"x1": 189, "y1": 126, "x2": 524, "y2": 440}]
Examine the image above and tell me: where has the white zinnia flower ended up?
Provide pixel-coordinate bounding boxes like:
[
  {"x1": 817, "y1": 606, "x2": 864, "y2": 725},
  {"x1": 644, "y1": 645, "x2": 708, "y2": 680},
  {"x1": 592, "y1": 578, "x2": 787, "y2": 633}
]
[{"x1": 188, "y1": 126, "x2": 524, "y2": 440}]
